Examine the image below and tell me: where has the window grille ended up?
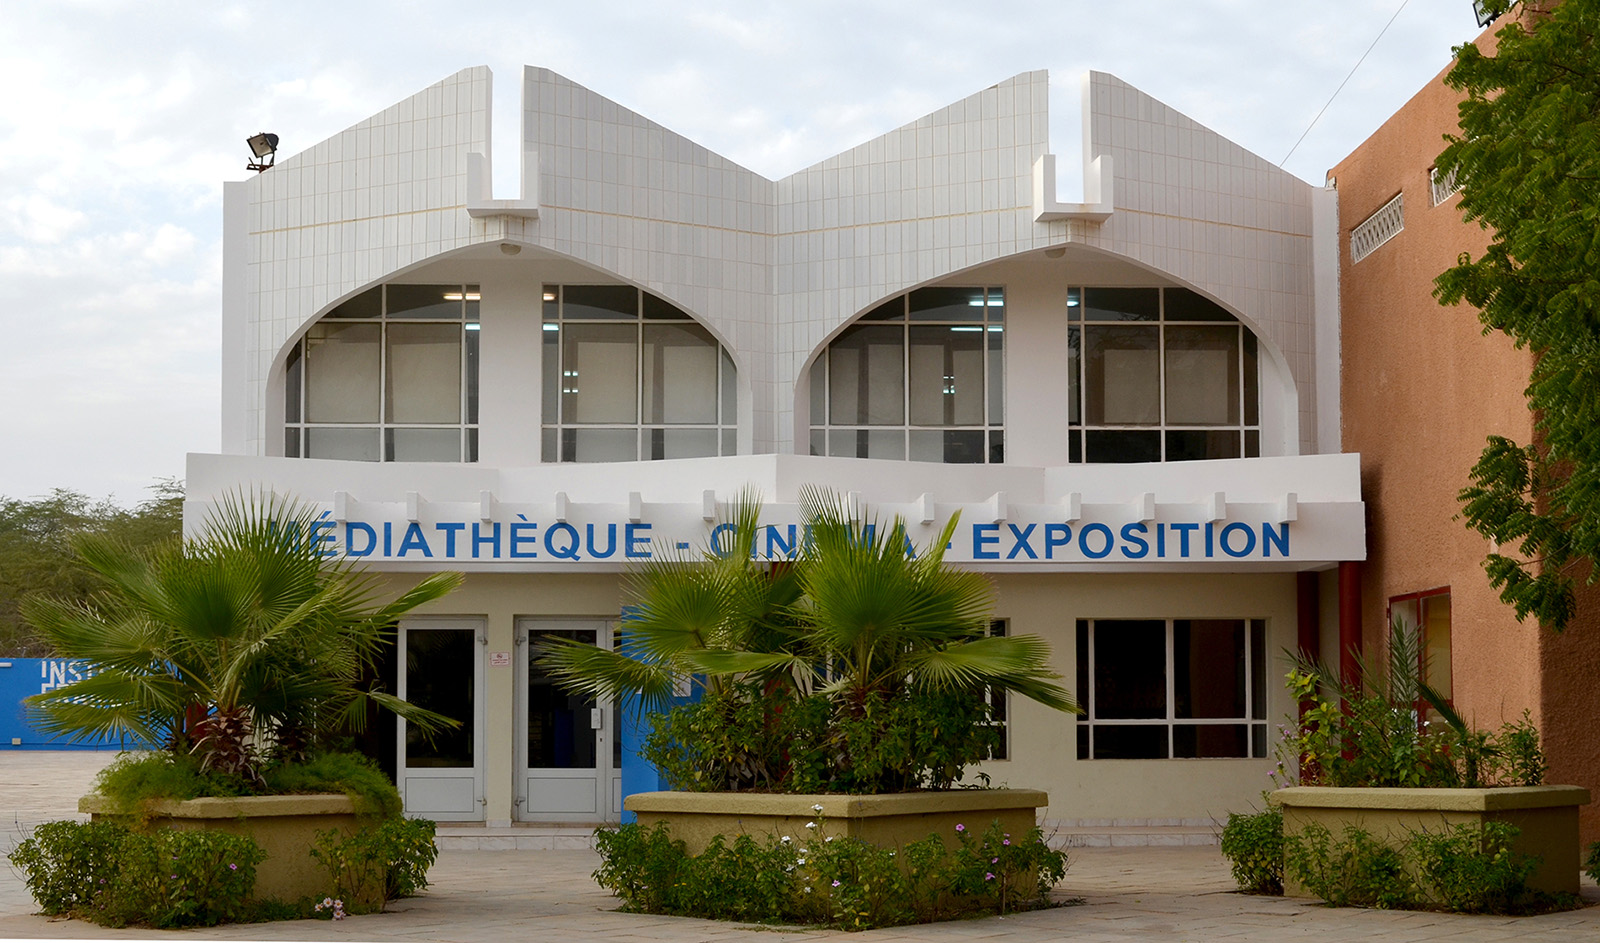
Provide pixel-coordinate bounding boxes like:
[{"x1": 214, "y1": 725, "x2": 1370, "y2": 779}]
[
  {"x1": 1350, "y1": 192, "x2": 1404, "y2": 263},
  {"x1": 1430, "y1": 165, "x2": 1461, "y2": 206}
]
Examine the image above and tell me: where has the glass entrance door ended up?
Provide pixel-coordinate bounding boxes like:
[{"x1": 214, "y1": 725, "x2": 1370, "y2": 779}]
[
  {"x1": 396, "y1": 619, "x2": 485, "y2": 821},
  {"x1": 516, "y1": 619, "x2": 620, "y2": 823}
]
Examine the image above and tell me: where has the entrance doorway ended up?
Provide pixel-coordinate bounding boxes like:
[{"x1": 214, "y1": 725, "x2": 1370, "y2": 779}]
[
  {"x1": 515, "y1": 619, "x2": 622, "y2": 823},
  {"x1": 396, "y1": 619, "x2": 485, "y2": 821}
]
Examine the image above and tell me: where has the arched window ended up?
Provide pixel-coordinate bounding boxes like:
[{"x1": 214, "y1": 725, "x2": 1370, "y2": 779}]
[
  {"x1": 283, "y1": 284, "x2": 480, "y2": 462},
  {"x1": 1066, "y1": 287, "x2": 1260, "y2": 463},
  {"x1": 808, "y1": 287, "x2": 1005, "y2": 463},
  {"x1": 540, "y1": 285, "x2": 737, "y2": 462}
]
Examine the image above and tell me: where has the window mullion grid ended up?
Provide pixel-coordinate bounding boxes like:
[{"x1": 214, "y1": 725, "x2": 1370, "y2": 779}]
[
  {"x1": 1157, "y1": 296, "x2": 1168, "y2": 461},
  {"x1": 635, "y1": 291, "x2": 644, "y2": 461}
]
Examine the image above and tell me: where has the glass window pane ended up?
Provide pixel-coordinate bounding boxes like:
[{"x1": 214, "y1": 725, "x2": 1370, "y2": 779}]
[
  {"x1": 1067, "y1": 326, "x2": 1080, "y2": 424},
  {"x1": 809, "y1": 357, "x2": 826, "y2": 425},
  {"x1": 1164, "y1": 287, "x2": 1237, "y2": 322},
  {"x1": 305, "y1": 427, "x2": 380, "y2": 462},
  {"x1": 829, "y1": 324, "x2": 903, "y2": 425},
  {"x1": 721, "y1": 348, "x2": 737, "y2": 425},
  {"x1": 908, "y1": 286, "x2": 985, "y2": 322},
  {"x1": 284, "y1": 342, "x2": 303, "y2": 423},
  {"x1": 465, "y1": 328, "x2": 480, "y2": 424},
  {"x1": 1069, "y1": 429, "x2": 1082, "y2": 463},
  {"x1": 1093, "y1": 725, "x2": 1168, "y2": 759},
  {"x1": 328, "y1": 286, "x2": 381, "y2": 319},
  {"x1": 861, "y1": 298, "x2": 904, "y2": 321},
  {"x1": 1244, "y1": 332, "x2": 1259, "y2": 426},
  {"x1": 935, "y1": 429, "x2": 985, "y2": 464},
  {"x1": 387, "y1": 323, "x2": 462, "y2": 423},
  {"x1": 909, "y1": 326, "x2": 984, "y2": 425},
  {"x1": 810, "y1": 428, "x2": 826, "y2": 456},
  {"x1": 643, "y1": 293, "x2": 691, "y2": 320},
  {"x1": 1066, "y1": 287, "x2": 1082, "y2": 320},
  {"x1": 721, "y1": 428, "x2": 735, "y2": 457},
  {"x1": 543, "y1": 285, "x2": 560, "y2": 321},
  {"x1": 284, "y1": 427, "x2": 300, "y2": 458},
  {"x1": 647, "y1": 427, "x2": 718, "y2": 460},
  {"x1": 1084, "y1": 287, "x2": 1158, "y2": 321},
  {"x1": 542, "y1": 427, "x2": 557, "y2": 463},
  {"x1": 1165, "y1": 326, "x2": 1240, "y2": 425},
  {"x1": 988, "y1": 429, "x2": 1004, "y2": 463},
  {"x1": 388, "y1": 428, "x2": 462, "y2": 463},
  {"x1": 988, "y1": 323, "x2": 1004, "y2": 425},
  {"x1": 563, "y1": 323, "x2": 638, "y2": 423},
  {"x1": 1245, "y1": 430, "x2": 1261, "y2": 458},
  {"x1": 866, "y1": 429, "x2": 905, "y2": 460},
  {"x1": 543, "y1": 327, "x2": 560, "y2": 423},
  {"x1": 526, "y1": 629, "x2": 597, "y2": 769},
  {"x1": 304, "y1": 323, "x2": 380, "y2": 422},
  {"x1": 1085, "y1": 430, "x2": 1160, "y2": 463},
  {"x1": 569, "y1": 427, "x2": 638, "y2": 462},
  {"x1": 1166, "y1": 430, "x2": 1242, "y2": 461},
  {"x1": 1092, "y1": 620, "x2": 1167, "y2": 719},
  {"x1": 986, "y1": 288, "x2": 1005, "y2": 324},
  {"x1": 642, "y1": 323, "x2": 718, "y2": 424},
  {"x1": 563, "y1": 285, "x2": 638, "y2": 319},
  {"x1": 405, "y1": 628, "x2": 475, "y2": 768},
  {"x1": 1085, "y1": 325, "x2": 1159, "y2": 424},
  {"x1": 464, "y1": 284, "x2": 480, "y2": 323},
  {"x1": 1174, "y1": 620, "x2": 1246, "y2": 719},
  {"x1": 1423, "y1": 594, "x2": 1452, "y2": 699},
  {"x1": 828, "y1": 429, "x2": 866, "y2": 459},
  {"x1": 387, "y1": 284, "x2": 462, "y2": 319},
  {"x1": 909, "y1": 429, "x2": 943, "y2": 463},
  {"x1": 1251, "y1": 620, "x2": 1266, "y2": 720},
  {"x1": 467, "y1": 427, "x2": 478, "y2": 463},
  {"x1": 1173, "y1": 724, "x2": 1249, "y2": 758}
]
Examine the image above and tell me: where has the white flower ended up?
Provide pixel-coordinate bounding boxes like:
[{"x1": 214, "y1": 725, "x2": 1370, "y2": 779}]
[
  {"x1": 825, "y1": 836, "x2": 834, "y2": 842},
  {"x1": 811, "y1": 803, "x2": 823, "y2": 813},
  {"x1": 797, "y1": 858, "x2": 806, "y2": 865},
  {"x1": 804, "y1": 886, "x2": 812, "y2": 894},
  {"x1": 781, "y1": 836, "x2": 791, "y2": 843},
  {"x1": 805, "y1": 821, "x2": 817, "y2": 829}
]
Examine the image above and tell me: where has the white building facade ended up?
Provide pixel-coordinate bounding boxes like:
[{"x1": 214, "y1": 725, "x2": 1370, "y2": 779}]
[{"x1": 191, "y1": 66, "x2": 1361, "y2": 832}]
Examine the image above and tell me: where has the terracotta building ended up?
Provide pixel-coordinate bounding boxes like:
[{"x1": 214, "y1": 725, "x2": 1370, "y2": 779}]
[{"x1": 1330, "y1": 8, "x2": 1600, "y2": 842}]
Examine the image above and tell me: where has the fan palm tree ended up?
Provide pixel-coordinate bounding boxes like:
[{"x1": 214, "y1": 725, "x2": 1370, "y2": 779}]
[
  {"x1": 537, "y1": 486, "x2": 1079, "y2": 789},
  {"x1": 23, "y1": 493, "x2": 462, "y2": 782}
]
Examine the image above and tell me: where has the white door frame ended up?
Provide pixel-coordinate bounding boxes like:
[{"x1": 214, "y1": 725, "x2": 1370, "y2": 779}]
[
  {"x1": 514, "y1": 618, "x2": 621, "y2": 823},
  {"x1": 396, "y1": 618, "x2": 486, "y2": 822}
]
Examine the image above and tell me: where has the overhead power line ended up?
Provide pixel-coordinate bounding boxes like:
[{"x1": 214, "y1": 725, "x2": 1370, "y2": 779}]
[{"x1": 1281, "y1": 0, "x2": 1414, "y2": 168}]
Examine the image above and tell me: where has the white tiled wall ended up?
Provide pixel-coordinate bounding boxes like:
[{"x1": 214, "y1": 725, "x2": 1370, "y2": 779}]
[{"x1": 229, "y1": 66, "x2": 1321, "y2": 458}]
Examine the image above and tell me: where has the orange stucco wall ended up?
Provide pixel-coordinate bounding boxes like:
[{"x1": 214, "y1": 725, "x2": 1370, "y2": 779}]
[{"x1": 1331, "y1": 10, "x2": 1600, "y2": 844}]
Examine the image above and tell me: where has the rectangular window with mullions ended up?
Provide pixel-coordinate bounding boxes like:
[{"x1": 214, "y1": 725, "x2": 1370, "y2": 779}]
[
  {"x1": 1074, "y1": 618, "x2": 1267, "y2": 759},
  {"x1": 1066, "y1": 286, "x2": 1259, "y2": 464},
  {"x1": 808, "y1": 286, "x2": 1005, "y2": 464},
  {"x1": 283, "y1": 284, "x2": 480, "y2": 463}
]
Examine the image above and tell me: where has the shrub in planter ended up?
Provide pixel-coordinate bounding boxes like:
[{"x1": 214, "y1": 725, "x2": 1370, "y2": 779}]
[
  {"x1": 540, "y1": 487, "x2": 1077, "y2": 796},
  {"x1": 593, "y1": 817, "x2": 1066, "y2": 930}
]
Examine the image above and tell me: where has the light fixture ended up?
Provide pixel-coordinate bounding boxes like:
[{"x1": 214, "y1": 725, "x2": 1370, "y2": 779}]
[
  {"x1": 542, "y1": 292, "x2": 557, "y2": 302},
  {"x1": 500, "y1": 243, "x2": 521, "y2": 256},
  {"x1": 465, "y1": 323, "x2": 481, "y2": 331},
  {"x1": 1473, "y1": 0, "x2": 1503, "y2": 27},
  {"x1": 245, "y1": 132, "x2": 279, "y2": 173},
  {"x1": 542, "y1": 323, "x2": 559, "y2": 331},
  {"x1": 1045, "y1": 246, "x2": 1067, "y2": 259}
]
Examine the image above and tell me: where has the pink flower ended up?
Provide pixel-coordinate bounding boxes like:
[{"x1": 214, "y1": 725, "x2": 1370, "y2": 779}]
[
  {"x1": 1003, "y1": 839, "x2": 1011, "y2": 846},
  {"x1": 831, "y1": 879, "x2": 841, "y2": 887},
  {"x1": 985, "y1": 872, "x2": 995, "y2": 881},
  {"x1": 955, "y1": 823, "x2": 965, "y2": 832}
]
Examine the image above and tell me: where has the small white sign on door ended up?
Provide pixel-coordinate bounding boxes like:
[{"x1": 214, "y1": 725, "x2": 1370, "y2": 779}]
[{"x1": 490, "y1": 651, "x2": 511, "y2": 667}]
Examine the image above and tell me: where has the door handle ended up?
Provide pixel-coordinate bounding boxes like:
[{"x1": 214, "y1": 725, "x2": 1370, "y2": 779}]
[{"x1": 590, "y1": 708, "x2": 604, "y2": 730}]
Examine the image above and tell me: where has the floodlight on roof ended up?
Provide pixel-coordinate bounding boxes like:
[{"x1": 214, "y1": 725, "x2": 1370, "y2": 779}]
[
  {"x1": 246, "y1": 133, "x2": 280, "y2": 173},
  {"x1": 1473, "y1": 0, "x2": 1504, "y2": 28}
]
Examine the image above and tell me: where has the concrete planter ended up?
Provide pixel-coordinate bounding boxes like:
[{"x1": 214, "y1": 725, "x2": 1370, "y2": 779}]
[
  {"x1": 624, "y1": 788, "x2": 1048, "y2": 855},
  {"x1": 80, "y1": 794, "x2": 360, "y2": 903},
  {"x1": 1270, "y1": 785, "x2": 1592, "y2": 897}
]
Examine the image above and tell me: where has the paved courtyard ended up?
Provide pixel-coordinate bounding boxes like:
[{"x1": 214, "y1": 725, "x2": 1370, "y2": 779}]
[{"x1": 0, "y1": 751, "x2": 1595, "y2": 941}]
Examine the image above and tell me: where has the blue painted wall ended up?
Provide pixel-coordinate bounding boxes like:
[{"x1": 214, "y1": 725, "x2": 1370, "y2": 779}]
[{"x1": 0, "y1": 658, "x2": 148, "y2": 750}]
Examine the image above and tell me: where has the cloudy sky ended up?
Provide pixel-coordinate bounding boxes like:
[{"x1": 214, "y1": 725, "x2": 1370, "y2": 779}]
[{"x1": 0, "y1": 0, "x2": 1487, "y2": 505}]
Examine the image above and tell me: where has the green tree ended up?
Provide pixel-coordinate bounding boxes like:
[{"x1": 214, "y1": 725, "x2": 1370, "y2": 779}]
[
  {"x1": 0, "y1": 480, "x2": 183, "y2": 656},
  {"x1": 23, "y1": 493, "x2": 462, "y2": 781},
  {"x1": 1435, "y1": 0, "x2": 1600, "y2": 629}
]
